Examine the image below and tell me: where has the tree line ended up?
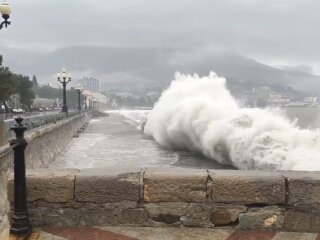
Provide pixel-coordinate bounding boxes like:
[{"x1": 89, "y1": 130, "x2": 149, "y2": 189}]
[
  {"x1": 34, "y1": 84, "x2": 80, "y2": 109},
  {"x1": 0, "y1": 55, "x2": 35, "y2": 112},
  {"x1": 1, "y1": 55, "x2": 84, "y2": 112}
]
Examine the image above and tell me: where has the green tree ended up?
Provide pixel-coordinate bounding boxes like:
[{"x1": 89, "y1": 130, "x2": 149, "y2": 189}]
[
  {"x1": 35, "y1": 85, "x2": 78, "y2": 108},
  {"x1": 0, "y1": 55, "x2": 17, "y2": 112},
  {"x1": 16, "y1": 75, "x2": 35, "y2": 109},
  {"x1": 35, "y1": 85, "x2": 61, "y2": 99}
]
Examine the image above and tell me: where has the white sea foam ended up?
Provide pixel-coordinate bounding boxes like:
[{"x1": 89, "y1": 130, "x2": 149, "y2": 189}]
[
  {"x1": 105, "y1": 109, "x2": 150, "y2": 129},
  {"x1": 144, "y1": 72, "x2": 320, "y2": 171}
]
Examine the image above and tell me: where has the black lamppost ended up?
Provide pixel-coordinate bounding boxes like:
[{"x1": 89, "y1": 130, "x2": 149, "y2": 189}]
[
  {"x1": 84, "y1": 96, "x2": 88, "y2": 110},
  {"x1": 74, "y1": 84, "x2": 84, "y2": 112},
  {"x1": 0, "y1": 0, "x2": 11, "y2": 30},
  {"x1": 10, "y1": 117, "x2": 32, "y2": 237},
  {"x1": 57, "y1": 68, "x2": 71, "y2": 115}
]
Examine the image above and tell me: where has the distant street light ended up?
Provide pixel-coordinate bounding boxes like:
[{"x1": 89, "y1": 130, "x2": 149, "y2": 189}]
[
  {"x1": 0, "y1": 0, "x2": 11, "y2": 30},
  {"x1": 57, "y1": 68, "x2": 71, "y2": 115},
  {"x1": 82, "y1": 91, "x2": 90, "y2": 110},
  {"x1": 85, "y1": 92, "x2": 93, "y2": 110},
  {"x1": 74, "y1": 84, "x2": 84, "y2": 112}
]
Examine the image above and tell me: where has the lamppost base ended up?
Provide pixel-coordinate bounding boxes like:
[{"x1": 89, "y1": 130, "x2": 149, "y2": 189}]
[
  {"x1": 10, "y1": 228, "x2": 32, "y2": 236},
  {"x1": 61, "y1": 105, "x2": 68, "y2": 114},
  {"x1": 10, "y1": 213, "x2": 32, "y2": 236},
  {"x1": 9, "y1": 233, "x2": 32, "y2": 240}
]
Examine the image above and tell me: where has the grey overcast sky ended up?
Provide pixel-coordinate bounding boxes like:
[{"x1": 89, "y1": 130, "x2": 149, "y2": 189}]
[{"x1": 1, "y1": 0, "x2": 320, "y2": 75}]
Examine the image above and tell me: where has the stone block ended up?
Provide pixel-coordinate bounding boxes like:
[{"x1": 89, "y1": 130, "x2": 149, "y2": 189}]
[
  {"x1": 145, "y1": 202, "x2": 188, "y2": 217},
  {"x1": 77, "y1": 201, "x2": 141, "y2": 226},
  {"x1": 209, "y1": 170, "x2": 285, "y2": 204},
  {"x1": 285, "y1": 172, "x2": 320, "y2": 211},
  {"x1": 211, "y1": 204, "x2": 247, "y2": 226},
  {"x1": 284, "y1": 210, "x2": 320, "y2": 232},
  {"x1": 79, "y1": 206, "x2": 117, "y2": 226},
  {"x1": 181, "y1": 203, "x2": 212, "y2": 227},
  {"x1": 29, "y1": 206, "x2": 80, "y2": 227},
  {"x1": 28, "y1": 200, "x2": 80, "y2": 209},
  {"x1": 143, "y1": 168, "x2": 207, "y2": 203},
  {"x1": 104, "y1": 201, "x2": 138, "y2": 210},
  {"x1": 75, "y1": 167, "x2": 141, "y2": 203},
  {"x1": 238, "y1": 206, "x2": 284, "y2": 230},
  {"x1": 7, "y1": 170, "x2": 76, "y2": 203},
  {"x1": 144, "y1": 202, "x2": 187, "y2": 225},
  {"x1": 118, "y1": 208, "x2": 148, "y2": 225}
]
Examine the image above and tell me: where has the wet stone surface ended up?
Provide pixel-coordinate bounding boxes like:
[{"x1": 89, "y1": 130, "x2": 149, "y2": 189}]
[{"x1": 51, "y1": 114, "x2": 230, "y2": 170}]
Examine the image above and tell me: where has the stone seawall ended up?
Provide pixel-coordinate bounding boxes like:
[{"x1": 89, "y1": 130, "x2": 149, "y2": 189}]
[
  {"x1": 0, "y1": 112, "x2": 91, "y2": 237},
  {"x1": 7, "y1": 167, "x2": 320, "y2": 233},
  {"x1": 0, "y1": 111, "x2": 80, "y2": 147}
]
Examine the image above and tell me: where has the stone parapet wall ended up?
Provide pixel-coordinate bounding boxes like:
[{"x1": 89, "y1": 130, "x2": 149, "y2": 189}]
[
  {"x1": 7, "y1": 167, "x2": 320, "y2": 232},
  {"x1": 0, "y1": 112, "x2": 91, "y2": 170},
  {"x1": 0, "y1": 112, "x2": 91, "y2": 237},
  {"x1": 0, "y1": 111, "x2": 80, "y2": 147}
]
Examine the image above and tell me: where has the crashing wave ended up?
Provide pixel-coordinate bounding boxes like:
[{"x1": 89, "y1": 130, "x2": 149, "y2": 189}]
[{"x1": 144, "y1": 72, "x2": 320, "y2": 171}]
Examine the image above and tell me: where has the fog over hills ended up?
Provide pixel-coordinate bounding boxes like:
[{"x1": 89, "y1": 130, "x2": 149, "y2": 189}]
[{"x1": 1, "y1": 46, "x2": 320, "y2": 95}]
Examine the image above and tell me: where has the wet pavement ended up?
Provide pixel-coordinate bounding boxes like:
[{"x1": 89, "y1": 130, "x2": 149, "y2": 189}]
[
  {"x1": 8, "y1": 226, "x2": 320, "y2": 240},
  {"x1": 51, "y1": 114, "x2": 233, "y2": 170}
]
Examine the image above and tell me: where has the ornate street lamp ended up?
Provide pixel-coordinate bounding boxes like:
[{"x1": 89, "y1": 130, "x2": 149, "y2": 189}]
[
  {"x1": 57, "y1": 68, "x2": 71, "y2": 115},
  {"x1": 0, "y1": 0, "x2": 11, "y2": 30},
  {"x1": 74, "y1": 84, "x2": 84, "y2": 112}
]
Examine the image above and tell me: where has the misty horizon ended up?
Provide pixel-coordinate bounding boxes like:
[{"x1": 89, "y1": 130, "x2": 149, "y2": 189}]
[{"x1": 1, "y1": 1, "x2": 320, "y2": 94}]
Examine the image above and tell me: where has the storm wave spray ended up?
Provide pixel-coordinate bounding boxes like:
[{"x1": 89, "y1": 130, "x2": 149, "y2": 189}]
[{"x1": 144, "y1": 72, "x2": 320, "y2": 171}]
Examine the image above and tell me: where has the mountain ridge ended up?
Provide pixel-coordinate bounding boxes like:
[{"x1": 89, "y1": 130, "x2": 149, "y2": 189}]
[{"x1": 1, "y1": 46, "x2": 319, "y2": 95}]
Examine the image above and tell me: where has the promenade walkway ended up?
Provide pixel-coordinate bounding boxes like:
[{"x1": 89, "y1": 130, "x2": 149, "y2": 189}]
[
  {"x1": 52, "y1": 114, "x2": 229, "y2": 169},
  {"x1": 9, "y1": 226, "x2": 320, "y2": 240}
]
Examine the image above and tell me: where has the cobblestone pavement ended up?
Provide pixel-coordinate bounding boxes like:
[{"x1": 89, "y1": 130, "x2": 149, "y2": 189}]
[{"x1": 8, "y1": 226, "x2": 320, "y2": 240}]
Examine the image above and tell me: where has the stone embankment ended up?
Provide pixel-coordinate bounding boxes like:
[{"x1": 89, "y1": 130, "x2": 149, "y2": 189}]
[
  {"x1": 0, "y1": 112, "x2": 91, "y2": 238},
  {"x1": 7, "y1": 167, "x2": 320, "y2": 233},
  {"x1": 0, "y1": 111, "x2": 80, "y2": 146}
]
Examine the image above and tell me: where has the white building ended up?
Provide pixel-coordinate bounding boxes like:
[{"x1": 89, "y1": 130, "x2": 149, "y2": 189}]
[
  {"x1": 91, "y1": 92, "x2": 108, "y2": 109},
  {"x1": 266, "y1": 98, "x2": 290, "y2": 107},
  {"x1": 266, "y1": 91, "x2": 290, "y2": 107},
  {"x1": 304, "y1": 96, "x2": 318, "y2": 106},
  {"x1": 78, "y1": 76, "x2": 100, "y2": 93}
]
